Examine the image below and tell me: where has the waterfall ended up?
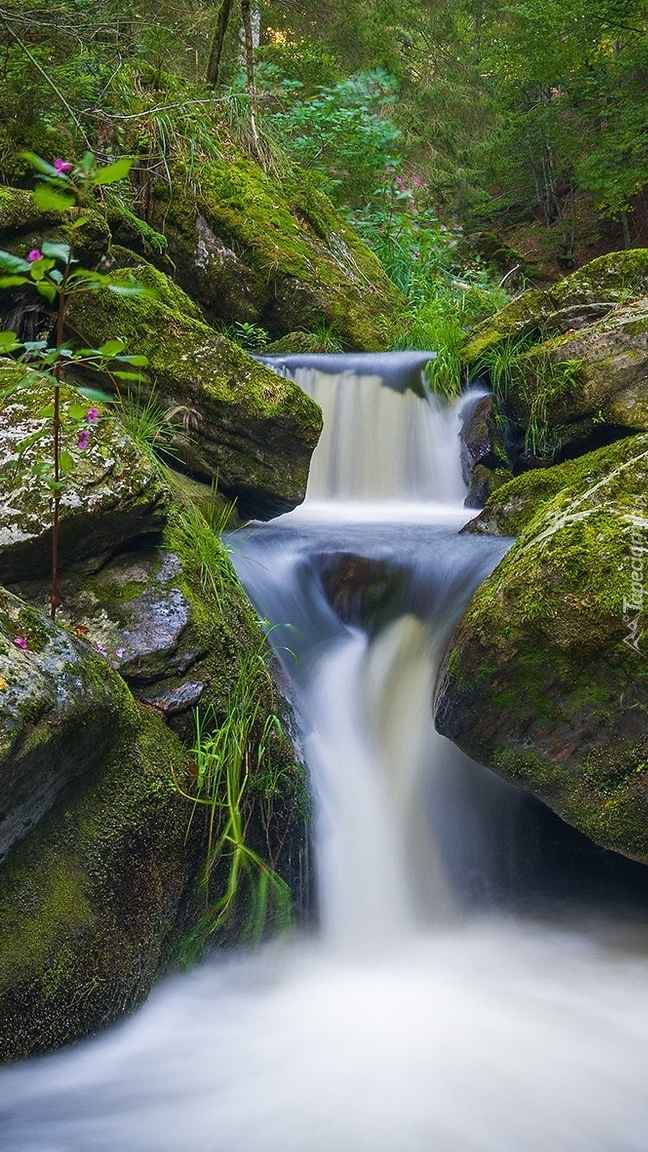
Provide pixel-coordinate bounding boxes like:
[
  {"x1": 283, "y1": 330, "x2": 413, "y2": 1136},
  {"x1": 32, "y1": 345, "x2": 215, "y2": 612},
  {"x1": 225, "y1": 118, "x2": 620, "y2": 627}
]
[
  {"x1": 262, "y1": 351, "x2": 468, "y2": 512},
  {"x1": 2, "y1": 354, "x2": 648, "y2": 1152}
]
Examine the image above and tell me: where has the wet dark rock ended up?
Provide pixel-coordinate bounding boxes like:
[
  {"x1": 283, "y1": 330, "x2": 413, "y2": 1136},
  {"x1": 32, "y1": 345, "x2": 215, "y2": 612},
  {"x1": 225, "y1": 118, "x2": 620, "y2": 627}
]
[
  {"x1": 460, "y1": 392, "x2": 509, "y2": 491},
  {"x1": 318, "y1": 552, "x2": 404, "y2": 628},
  {"x1": 142, "y1": 680, "x2": 205, "y2": 716},
  {"x1": 464, "y1": 464, "x2": 514, "y2": 510}
]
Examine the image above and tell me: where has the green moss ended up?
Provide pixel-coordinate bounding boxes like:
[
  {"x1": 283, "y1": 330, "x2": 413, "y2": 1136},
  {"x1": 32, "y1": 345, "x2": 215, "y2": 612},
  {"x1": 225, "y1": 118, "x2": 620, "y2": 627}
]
[
  {"x1": 439, "y1": 444, "x2": 648, "y2": 862},
  {"x1": 156, "y1": 151, "x2": 402, "y2": 350},
  {"x1": 462, "y1": 290, "x2": 551, "y2": 362},
  {"x1": 552, "y1": 249, "x2": 648, "y2": 307},
  {"x1": 0, "y1": 186, "x2": 46, "y2": 235},
  {"x1": 107, "y1": 201, "x2": 168, "y2": 254},
  {"x1": 469, "y1": 434, "x2": 648, "y2": 537}
]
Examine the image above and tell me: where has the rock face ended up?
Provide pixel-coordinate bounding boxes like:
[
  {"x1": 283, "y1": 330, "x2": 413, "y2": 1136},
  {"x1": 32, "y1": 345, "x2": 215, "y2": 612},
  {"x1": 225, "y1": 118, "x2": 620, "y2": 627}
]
[
  {"x1": 149, "y1": 153, "x2": 402, "y2": 350},
  {"x1": 465, "y1": 435, "x2": 648, "y2": 537},
  {"x1": 436, "y1": 436, "x2": 648, "y2": 863},
  {"x1": 0, "y1": 587, "x2": 138, "y2": 862},
  {"x1": 0, "y1": 576, "x2": 207, "y2": 1060},
  {"x1": 462, "y1": 249, "x2": 648, "y2": 363},
  {"x1": 0, "y1": 365, "x2": 169, "y2": 584},
  {"x1": 0, "y1": 682, "x2": 204, "y2": 1061},
  {"x1": 0, "y1": 391, "x2": 309, "y2": 1062},
  {"x1": 66, "y1": 264, "x2": 323, "y2": 519},
  {"x1": 460, "y1": 251, "x2": 648, "y2": 469},
  {"x1": 459, "y1": 393, "x2": 512, "y2": 507}
]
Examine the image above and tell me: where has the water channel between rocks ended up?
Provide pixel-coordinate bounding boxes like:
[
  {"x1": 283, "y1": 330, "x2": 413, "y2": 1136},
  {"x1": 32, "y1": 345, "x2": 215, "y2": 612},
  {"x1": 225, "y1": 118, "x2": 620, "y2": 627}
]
[{"x1": 1, "y1": 352, "x2": 648, "y2": 1152}]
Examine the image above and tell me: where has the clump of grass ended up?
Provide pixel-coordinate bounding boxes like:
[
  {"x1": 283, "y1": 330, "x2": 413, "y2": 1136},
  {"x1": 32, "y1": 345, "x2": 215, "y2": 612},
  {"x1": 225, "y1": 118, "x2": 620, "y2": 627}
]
[{"x1": 174, "y1": 642, "x2": 294, "y2": 958}]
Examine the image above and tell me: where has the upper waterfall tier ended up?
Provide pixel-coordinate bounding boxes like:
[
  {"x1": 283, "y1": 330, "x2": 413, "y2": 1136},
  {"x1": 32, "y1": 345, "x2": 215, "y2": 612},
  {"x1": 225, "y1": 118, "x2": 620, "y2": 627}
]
[{"x1": 260, "y1": 352, "x2": 468, "y2": 508}]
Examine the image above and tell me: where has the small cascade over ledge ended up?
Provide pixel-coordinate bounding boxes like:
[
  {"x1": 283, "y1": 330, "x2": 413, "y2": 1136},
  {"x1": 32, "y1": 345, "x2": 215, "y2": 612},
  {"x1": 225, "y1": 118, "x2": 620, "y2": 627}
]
[{"x1": 261, "y1": 351, "x2": 469, "y2": 512}]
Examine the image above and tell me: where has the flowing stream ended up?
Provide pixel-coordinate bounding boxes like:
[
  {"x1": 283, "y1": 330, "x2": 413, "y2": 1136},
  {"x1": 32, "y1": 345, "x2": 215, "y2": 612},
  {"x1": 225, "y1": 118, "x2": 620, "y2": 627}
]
[{"x1": 2, "y1": 353, "x2": 648, "y2": 1151}]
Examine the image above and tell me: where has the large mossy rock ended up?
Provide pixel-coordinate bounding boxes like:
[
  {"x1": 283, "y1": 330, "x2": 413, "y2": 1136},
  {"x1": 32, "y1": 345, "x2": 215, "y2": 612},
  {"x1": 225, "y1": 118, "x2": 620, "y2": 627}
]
[
  {"x1": 66, "y1": 263, "x2": 322, "y2": 518},
  {"x1": 465, "y1": 435, "x2": 648, "y2": 537},
  {"x1": 0, "y1": 587, "x2": 140, "y2": 861},
  {"x1": 0, "y1": 364, "x2": 169, "y2": 584},
  {"x1": 435, "y1": 436, "x2": 648, "y2": 863},
  {"x1": 0, "y1": 582, "x2": 206, "y2": 1061},
  {"x1": 463, "y1": 249, "x2": 648, "y2": 363},
  {"x1": 149, "y1": 153, "x2": 402, "y2": 350}
]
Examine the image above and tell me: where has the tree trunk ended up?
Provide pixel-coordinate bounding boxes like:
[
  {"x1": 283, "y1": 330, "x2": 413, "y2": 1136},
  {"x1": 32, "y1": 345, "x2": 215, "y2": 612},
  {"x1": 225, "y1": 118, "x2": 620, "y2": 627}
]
[
  {"x1": 240, "y1": 0, "x2": 260, "y2": 153},
  {"x1": 206, "y1": 0, "x2": 235, "y2": 87}
]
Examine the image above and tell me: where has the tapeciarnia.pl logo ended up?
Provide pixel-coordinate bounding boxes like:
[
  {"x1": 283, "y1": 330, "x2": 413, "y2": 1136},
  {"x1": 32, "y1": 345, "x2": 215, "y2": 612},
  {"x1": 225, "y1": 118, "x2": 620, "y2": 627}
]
[{"x1": 623, "y1": 504, "x2": 647, "y2": 656}]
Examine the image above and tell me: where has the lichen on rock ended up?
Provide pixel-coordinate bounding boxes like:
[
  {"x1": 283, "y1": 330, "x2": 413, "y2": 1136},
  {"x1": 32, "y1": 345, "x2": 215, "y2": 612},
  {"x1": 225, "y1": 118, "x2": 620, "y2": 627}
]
[{"x1": 0, "y1": 363, "x2": 169, "y2": 584}]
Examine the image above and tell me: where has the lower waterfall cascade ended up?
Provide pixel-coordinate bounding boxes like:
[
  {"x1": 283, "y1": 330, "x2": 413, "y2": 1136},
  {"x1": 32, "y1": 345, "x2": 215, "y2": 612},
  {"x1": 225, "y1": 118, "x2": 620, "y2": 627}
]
[{"x1": 1, "y1": 353, "x2": 648, "y2": 1152}]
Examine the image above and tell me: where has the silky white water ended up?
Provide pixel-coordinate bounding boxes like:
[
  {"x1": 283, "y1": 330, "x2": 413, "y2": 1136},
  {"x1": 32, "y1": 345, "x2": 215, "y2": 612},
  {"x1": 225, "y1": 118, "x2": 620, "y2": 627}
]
[{"x1": 2, "y1": 355, "x2": 648, "y2": 1152}]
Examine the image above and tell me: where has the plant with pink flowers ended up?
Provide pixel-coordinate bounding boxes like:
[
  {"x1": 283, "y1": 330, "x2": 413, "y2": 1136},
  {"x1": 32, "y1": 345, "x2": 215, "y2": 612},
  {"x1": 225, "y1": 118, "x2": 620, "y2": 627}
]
[{"x1": 0, "y1": 151, "x2": 151, "y2": 621}]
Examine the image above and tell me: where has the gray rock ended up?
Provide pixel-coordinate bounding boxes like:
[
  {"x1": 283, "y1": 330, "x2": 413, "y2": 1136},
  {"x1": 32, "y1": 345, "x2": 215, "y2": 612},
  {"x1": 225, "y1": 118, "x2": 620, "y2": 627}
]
[
  {"x1": 0, "y1": 366, "x2": 169, "y2": 584},
  {"x1": 0, "y1": 586, "x2": 137, "y2": 861}
]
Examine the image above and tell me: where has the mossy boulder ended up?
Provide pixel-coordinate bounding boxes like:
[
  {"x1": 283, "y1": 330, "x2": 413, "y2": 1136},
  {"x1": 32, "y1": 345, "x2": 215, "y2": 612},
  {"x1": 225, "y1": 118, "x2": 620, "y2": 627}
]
[
  {"x1": 551, "y1": 249, "x2": 648, "y2": 308},
  {"x1": 539, "y1": 298, "x2": 648, "y2": 433},
  {"x1": 0, "y1": 586, "x2": 140, "y2": 861},
  {"x1": 462, "y1": 249, "x2": 648, "y2": 364},
  {"x1": 149, "y1": 152, "x2": 402, "y2": 350},
  {"x1": 466, "y1": 435, "x2": 648, "y2": 537},
  {"x1": 0, "y1": 677, "x2": 204, "y2": 1062},
  {"x1": 435, "y1": 437, "x2": 648, "y2": 863},
  {"x1": 66, "y1": 264, "x2": 322, "y2": 518},
  {"x1": 0, "y1": 364, "x2": 169, "y2": 585},
  {"x1": 0, "y1": 184, "x2": 111, "y2": 270}
]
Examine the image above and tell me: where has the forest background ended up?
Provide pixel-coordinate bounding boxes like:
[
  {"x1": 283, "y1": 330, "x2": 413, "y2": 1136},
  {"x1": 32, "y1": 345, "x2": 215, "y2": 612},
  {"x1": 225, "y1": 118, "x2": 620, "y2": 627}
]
[{"x1": 1, "y1": 0, "x2": 647, "y2": 347}]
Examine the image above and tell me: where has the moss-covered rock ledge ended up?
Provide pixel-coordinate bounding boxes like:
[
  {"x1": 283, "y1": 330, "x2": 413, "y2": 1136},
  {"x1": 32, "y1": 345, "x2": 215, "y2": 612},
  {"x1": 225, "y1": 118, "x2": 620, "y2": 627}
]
[
  {"x1": 435, "y1": 438, "x2": 648, "y2": 863},
  {"x1": 148, "y1": 151, "x2": 402, "y2": 350},
  {"x1": 66, "y1": 264, "x2": 323, "y2": 519}
]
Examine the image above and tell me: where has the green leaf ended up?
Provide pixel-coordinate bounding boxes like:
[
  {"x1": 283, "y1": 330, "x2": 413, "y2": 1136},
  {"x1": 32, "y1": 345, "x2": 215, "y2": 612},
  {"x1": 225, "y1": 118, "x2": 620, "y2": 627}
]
[
  {"x1": 28, "y1": 256, "x2": 56, "y2": 281},
  {"x1": 22, "y1": 340, "x2": 48, "y2": 352},
  {"x1": 110, "y1": 369, "x2": 147, "y2": 382},
  {"x1": 33, "y1": 184, "x2": 76, "y2": 213},
  {"x1": 41, "y1": 240, "x2": 72, "y2": 263},
  {"x1": 0, "y1": 251, "x2": 30, "y2": 273},
  {"x1": 68, "y1": 403, "x2": 88, "y2": 419},
  {"x1": 35, "y1": 280, "x2": 57, "y2": 305},
  {"x1": 0, "y1": 330, "x2": 22, "y2": 353},
  {"x1": 35, "y1": 404, "x2": 55, "y2": 418},
  {"x1": 70, "y1": 214, "x2": 91, "y2": 230},
  {"x1": 98, "y1": 338, "x2": 127, "y2": 357},
  {"x1": 92, "y1": 157, "x2": 134, "y2": 185},
  {"x1": 58, "y1": 450, "x2": 74, "y2": 475},
  {"x1": 0, "y1": 275, "x2": 29, "y2": 288},
  {"x1": 76, "y1": 152, "x2": 96, "y2": 176},
  {"x1": 77, "y1": 385, "x2": 116, "y2": 403},
  {"x1": 21, "y1": 151, "x2": 60, "y2": 177},
  {"x1": 116, "y1": 354, "x2": 149, "y2": 367}
]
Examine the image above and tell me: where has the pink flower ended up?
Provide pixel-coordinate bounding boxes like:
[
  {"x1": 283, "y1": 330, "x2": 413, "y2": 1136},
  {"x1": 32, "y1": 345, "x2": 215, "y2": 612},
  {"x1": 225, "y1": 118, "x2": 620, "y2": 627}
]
[
  {"x1": 77, "y1": 428, "x2": 91, "y2": 450},
  {"x1": 27, "y1": 249, "x2": 41, "y2": 263},
  {"x1": 94, "y1": 642, "x2": 108, "y2": 656},
  {"x1": 54, "y1": 158, "x2": 73, "y2": 173},
  {"x1": 86, "y1": 408, "x2": 99, "y2": 423},
  {"x1": 13, "y1": 637, "x2": 28, "y2": 650},
  {"x1": 115, "y1": 647, "x2": 127, "y2": 658}
]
